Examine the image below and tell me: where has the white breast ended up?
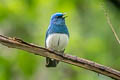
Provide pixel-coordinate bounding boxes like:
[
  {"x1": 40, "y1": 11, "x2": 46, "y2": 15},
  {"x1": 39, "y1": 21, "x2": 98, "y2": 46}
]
[{"x1": 46, "y1": 33, "x2": 69, "y2": 51}]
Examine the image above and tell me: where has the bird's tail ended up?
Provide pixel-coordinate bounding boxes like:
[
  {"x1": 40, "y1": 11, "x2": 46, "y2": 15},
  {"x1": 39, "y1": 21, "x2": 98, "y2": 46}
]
[{"x1": 46, "y1": 57, "x2": 59, "y2": 67}]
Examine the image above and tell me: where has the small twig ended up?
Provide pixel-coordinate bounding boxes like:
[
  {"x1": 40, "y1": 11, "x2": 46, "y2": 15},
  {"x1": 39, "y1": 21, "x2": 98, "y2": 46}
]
[
  {"x1": 101, "y1": 3, "x2": 120, "y2": 44},
  {"x1": 0, "y1": 35, "x2": 120, "y2": 80}
]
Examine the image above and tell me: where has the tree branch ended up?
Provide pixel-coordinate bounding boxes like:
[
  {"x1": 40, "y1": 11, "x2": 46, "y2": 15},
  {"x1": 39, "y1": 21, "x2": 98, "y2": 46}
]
[
  {"x1": 101, "y1": 3, "x2": 120, "y2": 44},
  {"x1": 0, "y1": 35, "x2": 120, "y2": 80}
]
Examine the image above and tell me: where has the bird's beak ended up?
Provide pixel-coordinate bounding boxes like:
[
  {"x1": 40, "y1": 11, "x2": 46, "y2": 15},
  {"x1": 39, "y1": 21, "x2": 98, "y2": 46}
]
[{"x1": 63, "y1": 13, "x2": 68, "y2": 18}]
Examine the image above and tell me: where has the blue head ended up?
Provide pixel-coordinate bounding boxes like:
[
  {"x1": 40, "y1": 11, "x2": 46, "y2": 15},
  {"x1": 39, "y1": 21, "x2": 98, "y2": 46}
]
[
  {"x1": 50, "y1": 13, "x2": 67, "y2": 25},
  {"x1": 46, "y1": 12, "x2": 69, "y2": 39}
]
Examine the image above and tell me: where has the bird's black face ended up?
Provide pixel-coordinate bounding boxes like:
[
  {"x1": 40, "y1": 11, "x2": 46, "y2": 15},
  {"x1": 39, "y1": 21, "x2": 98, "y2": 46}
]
[{"x1": 50, "y1": 13, "x2": 67, "y2": 25}]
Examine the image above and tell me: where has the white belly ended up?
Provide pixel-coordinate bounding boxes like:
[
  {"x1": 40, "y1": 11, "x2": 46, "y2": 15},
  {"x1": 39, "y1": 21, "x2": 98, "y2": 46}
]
[{"x1": 46, "y1": 33, "x2": 69, "y2": 51}]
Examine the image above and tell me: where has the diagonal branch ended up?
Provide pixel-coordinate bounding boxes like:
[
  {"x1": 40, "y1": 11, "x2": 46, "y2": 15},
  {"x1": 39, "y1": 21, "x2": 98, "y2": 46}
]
[
  {"x1": 0, "y1": 35, "x2": 120, "y2": 80},
  {"x1": 101, "y1": 3, "x2": 120, "y2": 44}
]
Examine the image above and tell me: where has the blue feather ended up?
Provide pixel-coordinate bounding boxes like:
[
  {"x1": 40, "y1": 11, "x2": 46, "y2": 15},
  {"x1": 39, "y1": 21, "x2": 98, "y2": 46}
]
[
  {"x1": 45, "y1": 13, "x2": 69, "y2": 67},
  {"x1": 46, "y1": 24, "x2": 69, "y2": 40},
  {"x1": 45, "y1": 13, "x2": 69, "y2": 43}
]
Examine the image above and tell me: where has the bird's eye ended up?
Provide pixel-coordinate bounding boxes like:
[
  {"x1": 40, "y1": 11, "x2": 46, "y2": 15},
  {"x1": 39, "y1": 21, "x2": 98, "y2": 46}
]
[{"x1": 56, "y1": 16, "x2": 62, "y2": 18}]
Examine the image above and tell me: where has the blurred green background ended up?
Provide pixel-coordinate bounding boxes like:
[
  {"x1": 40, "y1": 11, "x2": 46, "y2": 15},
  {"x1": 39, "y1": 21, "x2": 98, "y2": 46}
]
[{"x1": 0, "y1": 0, "x2": 120, "y2": 80}]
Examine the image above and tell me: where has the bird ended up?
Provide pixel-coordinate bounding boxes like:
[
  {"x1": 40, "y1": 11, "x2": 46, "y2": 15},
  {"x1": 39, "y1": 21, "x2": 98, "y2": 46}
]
[{"x1": 45, "y1": 13, "x2": 69, "y2": 67}]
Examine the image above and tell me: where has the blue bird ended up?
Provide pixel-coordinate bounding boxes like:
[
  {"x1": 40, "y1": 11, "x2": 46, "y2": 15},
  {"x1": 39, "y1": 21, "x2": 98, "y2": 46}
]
[{"x1": 45, "y1": 13, "x2": 69, "y2": 67}]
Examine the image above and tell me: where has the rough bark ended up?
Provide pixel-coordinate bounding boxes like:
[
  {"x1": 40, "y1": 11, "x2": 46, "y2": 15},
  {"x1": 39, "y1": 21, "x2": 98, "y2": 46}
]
[{"x1": 0, "y1": 35, "x2": 120, "y2": 80}]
